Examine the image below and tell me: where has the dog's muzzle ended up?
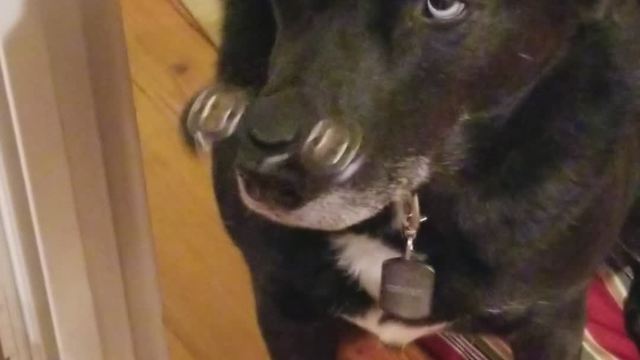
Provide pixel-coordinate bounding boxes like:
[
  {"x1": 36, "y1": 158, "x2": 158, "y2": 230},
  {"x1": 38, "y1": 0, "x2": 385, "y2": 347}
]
[{"x1": 185, "y1": 85, "x2": 364, "y2": 179}]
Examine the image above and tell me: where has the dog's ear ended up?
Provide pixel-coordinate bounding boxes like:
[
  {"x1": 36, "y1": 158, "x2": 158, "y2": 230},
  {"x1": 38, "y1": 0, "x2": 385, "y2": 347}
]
[
  {"x1": 578, "y1": 0, "x2": 640, "y2": 22},
  {"x1": 577, "y1": 0, "x2": 616, "y2": 21},
  {"x1": 271, "y1": 0, "x2": 304, "y2": 30}
]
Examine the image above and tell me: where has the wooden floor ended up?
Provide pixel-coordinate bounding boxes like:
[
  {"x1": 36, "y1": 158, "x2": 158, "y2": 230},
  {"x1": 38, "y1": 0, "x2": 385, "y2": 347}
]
[
  {"x1": 119, "y1": 0, "x2": 269, "y2": 359},
  {"x1": 119, "y1": 1, "x2": 432, "y2": 359}
]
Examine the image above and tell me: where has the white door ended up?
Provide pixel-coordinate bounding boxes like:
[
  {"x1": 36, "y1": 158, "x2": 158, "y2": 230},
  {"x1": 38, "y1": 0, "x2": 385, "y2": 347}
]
[{"x1": 0, "y1": 0, "x2": 168, "y2": 359}]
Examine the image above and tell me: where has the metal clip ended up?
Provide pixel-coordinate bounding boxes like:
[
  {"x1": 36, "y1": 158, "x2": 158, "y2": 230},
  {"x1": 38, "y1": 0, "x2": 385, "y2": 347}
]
[{"x1": 396, "y1": 190, "x2": 422, "y2": 259}]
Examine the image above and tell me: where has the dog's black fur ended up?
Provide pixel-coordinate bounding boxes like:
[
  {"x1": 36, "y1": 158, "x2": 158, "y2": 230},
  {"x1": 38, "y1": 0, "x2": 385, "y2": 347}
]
[{"x1": 185, "y1": 0, "x2": 640, "y2": 358}]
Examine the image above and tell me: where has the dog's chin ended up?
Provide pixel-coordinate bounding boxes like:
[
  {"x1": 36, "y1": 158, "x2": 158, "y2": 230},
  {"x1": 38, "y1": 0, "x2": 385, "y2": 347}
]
[
  {"x1": 235, "y1": 156, "x2": 433, "y2": 231},
  {"x1": 237, "y1": 176, "x2": 385, "y2": 231}
]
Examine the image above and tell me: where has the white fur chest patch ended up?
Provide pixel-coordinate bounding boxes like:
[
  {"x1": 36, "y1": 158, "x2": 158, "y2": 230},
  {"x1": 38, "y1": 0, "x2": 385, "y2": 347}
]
[
  {"x1": 343, "y1": 308, "x2": 448, "y2": 346},
  {"x1": 330, "y1": 233, "x2": 447, "y2": 345},
  {"x1": 331, "y1": 233, "x2": 400, "y2": 299}
]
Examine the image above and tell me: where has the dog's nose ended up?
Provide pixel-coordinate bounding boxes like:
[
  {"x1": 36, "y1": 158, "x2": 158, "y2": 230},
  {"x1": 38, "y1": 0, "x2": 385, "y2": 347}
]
[
  {"x1": 238, "y1": 90, "x2": 363, "y2": 184},
  {"x1": 245, "y1": 92, "x2": 303, "y2": 150},
  {"x1": 247, "y1": 104, "x2": 299, "y2": 149}
]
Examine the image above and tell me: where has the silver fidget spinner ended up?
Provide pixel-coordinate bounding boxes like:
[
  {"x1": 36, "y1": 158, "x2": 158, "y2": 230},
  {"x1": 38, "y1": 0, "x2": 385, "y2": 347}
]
[{"x1": 185, "y1": 85, "x2": 248, "y2": 152}]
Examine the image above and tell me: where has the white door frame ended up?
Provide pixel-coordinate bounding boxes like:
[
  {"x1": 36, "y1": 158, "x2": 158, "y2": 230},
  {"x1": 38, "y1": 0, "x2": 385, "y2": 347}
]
[{"x1": 0, "y1": 0, "x2": 168, "y2": 358}]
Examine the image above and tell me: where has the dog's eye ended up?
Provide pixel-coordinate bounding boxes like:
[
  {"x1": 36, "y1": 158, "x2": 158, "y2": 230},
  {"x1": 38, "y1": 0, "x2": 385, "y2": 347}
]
[{"x1": 423, "y1": 0, "x2": 467, "y2": 21}]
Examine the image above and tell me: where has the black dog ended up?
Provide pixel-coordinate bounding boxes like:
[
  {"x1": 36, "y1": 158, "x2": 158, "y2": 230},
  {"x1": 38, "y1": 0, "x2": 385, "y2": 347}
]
[{"x1": 183, "y1": 0, "x2": 640, "y2": 359}]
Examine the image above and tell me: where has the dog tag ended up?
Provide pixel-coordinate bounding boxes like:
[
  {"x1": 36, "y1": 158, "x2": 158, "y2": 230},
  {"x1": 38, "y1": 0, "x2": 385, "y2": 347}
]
[
  {"x1": 380, "y1": 257, "x2": 435, "y2": 320},
  {"x1": 380, "y1": 191, "x2": 435, "y2": 320}
]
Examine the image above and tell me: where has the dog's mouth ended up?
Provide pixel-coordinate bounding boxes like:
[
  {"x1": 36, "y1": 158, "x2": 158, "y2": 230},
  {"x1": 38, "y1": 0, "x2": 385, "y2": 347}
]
[
  {"x1": 235, "y1": 155, "x2": 432, "y2": 231},
  {"x1": 236, "y1": 172, "x2": 390, "y2": 231},
  {"x1": 237, "y1": 175, "x2": 291, "y2": 220},
  {"x1": 237, "y1": 171, "x2": 305, "y2": 211}
]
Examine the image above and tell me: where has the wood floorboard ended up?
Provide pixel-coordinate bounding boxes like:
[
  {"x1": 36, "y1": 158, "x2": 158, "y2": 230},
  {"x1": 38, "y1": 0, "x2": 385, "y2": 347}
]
[{"x1": 119, "y1": 0, "x2": 269, "y2": 358}]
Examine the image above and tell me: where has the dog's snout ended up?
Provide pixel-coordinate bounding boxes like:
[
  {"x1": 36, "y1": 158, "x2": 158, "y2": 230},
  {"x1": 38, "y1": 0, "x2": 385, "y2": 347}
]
[
  {"x1": 247, "y1": 108, "x2": 300, "y2": 149},
  {"x1": 236, "y1": 90, "x2": 365, "y2": 208},
  {"x1": 245, "y1": 91, "x2": 305, "y2": 151}
]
